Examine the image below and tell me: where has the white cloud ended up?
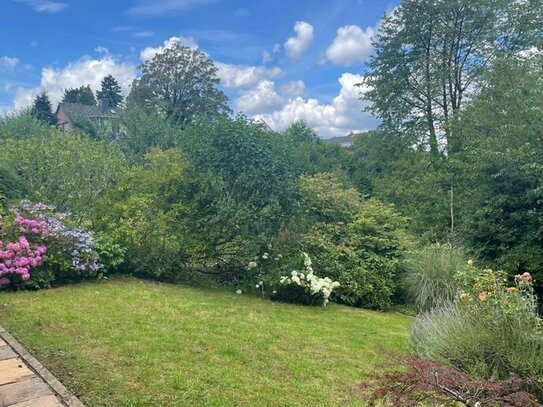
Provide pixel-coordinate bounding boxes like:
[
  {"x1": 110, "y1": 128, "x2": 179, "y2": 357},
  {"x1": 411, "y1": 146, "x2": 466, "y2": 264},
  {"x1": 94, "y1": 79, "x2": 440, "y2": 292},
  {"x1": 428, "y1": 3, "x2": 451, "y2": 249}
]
[
  {"x1": 280, "y1": 80, "x2": 305, "y2": 98},
  {"x1": 249, "y1": 73, "x2": 378, "y2": 138},
  {"x1": 0, "y1": 56, "x2": 20, "y2": 71},
  {"x1": 12, "y1": 55, "x2": 137, "y2": 111},
  {"x1": 235, "y1": 80, "x2": 284, "y2": 114},
  {"x1": 127, "y1": 0, "x2": 217, "y2": 16},
  {"x1": 140, "y1": 36, "x2": 198, "y2": 61},
  {"x1": 15, "y1": 0, "x2": 68, "y2": 13},
  {"x1": 262, "y1": 50, "x2": 272, "y2": 64},
  {"x1": 216, "y1": 63, "x2": 283, "y2": 89},
  {"x1": 325, "y1": 25, "x2": 374, "y2": 66},
  {"x1": 284, "y1": 21, "x2": 314, "y2": 59}
]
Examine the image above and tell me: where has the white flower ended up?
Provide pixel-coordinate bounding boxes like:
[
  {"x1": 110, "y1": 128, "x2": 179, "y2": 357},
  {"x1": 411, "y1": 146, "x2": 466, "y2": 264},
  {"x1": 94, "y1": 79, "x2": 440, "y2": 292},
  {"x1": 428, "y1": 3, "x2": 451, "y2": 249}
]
[
  {"x1": 303, "y1": 252, "x2": 312, "y2": 267},
  {"x1": 259, "y1": 281, "x2": 263, "y2": 285},
  {"x1": 262, "y1": 253, "x2": 269, "y2": 259},
  {"x1": 255, "y1": 284, "x2": 260, "y2": 288},
  {"x1": 247, "y1": 261, "x2": 257, "y2": 270},
  {"x1": 291, "y1": 276, "x2": 301, "y2": 285},
  {"x1": 291, "y1": 270, "x2": 298, "y2": 277},
  {"x1": 236, "y1": 289, "x2": 242, "y2": 294},
  {"x1": 272, "y1": 290, "x2": 277, "y2": 294}
]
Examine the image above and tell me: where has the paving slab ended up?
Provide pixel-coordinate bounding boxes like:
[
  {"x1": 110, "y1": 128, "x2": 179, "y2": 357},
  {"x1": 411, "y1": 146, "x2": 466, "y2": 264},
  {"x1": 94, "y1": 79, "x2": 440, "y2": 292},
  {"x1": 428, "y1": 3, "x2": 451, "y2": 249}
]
[{"x1": 0, "y1": 325, "x2": 85, "y2": 407}]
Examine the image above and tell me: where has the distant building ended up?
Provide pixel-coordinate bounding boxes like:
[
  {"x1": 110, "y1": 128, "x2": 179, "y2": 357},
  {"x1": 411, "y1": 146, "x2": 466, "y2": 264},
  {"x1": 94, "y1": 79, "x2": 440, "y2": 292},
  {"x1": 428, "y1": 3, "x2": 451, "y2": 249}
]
[
  {"x1": 253, "y1": 118, "x2": 274, "y2": 133},
  {"x1": 324, "y1": 132, "x2": 359, "y2": 149},
  {"x1": 56, "y1": 98, "x2": 121, "y2": 132}
]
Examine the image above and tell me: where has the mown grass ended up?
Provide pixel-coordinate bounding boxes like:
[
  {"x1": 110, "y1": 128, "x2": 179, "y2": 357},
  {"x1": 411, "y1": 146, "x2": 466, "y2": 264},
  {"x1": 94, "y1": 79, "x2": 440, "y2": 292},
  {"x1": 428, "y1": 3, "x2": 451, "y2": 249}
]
[{"x1": 0, "y1": 276, "x2": 410, "y2": 407}]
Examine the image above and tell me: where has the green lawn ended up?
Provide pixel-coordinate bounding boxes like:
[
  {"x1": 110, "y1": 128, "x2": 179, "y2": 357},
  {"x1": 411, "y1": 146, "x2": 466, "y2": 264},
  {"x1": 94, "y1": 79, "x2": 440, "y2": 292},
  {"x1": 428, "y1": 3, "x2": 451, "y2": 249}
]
[{"x1": 0, "y1": 277, "x2": 410, "y2": 407}]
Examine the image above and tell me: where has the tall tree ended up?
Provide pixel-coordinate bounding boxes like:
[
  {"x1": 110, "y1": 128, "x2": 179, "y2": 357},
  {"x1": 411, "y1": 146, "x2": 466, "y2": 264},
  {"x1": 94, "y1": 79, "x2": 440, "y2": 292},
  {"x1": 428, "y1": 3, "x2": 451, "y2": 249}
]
[
  {"x1": 62, "y1": 85, "x2": 97, "y2": 106},
  {"x1": 30, "y1": 91, "x2": 55, "y2": 125},
  {"x1": 363, "y1": 0, "x2": 543, "y2": 157},
  {"x1": 96, "y1": 75, "x2": 123, "y2": 108},
  {"x1": 127, "y1": 44, "x2": 231, "y2": 126}
]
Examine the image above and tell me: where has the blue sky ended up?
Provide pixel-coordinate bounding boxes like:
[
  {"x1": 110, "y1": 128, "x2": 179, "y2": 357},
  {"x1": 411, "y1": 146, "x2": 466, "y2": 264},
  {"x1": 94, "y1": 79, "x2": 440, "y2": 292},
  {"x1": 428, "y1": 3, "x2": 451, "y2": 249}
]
[{"x1": 0, "y1": 0, "x2": 397, "y2": 137}]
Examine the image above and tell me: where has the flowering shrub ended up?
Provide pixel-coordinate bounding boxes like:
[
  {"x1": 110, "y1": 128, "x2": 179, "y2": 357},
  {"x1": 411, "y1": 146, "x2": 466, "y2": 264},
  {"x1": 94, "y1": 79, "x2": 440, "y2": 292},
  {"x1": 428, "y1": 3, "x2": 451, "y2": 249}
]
[
  {"x1": 0, "y1": 200, "x2": 103, "y2": 289},
  {"x1": 272, "y1": 253, "x2": 340, "y2": 306},
  {"x1": 0, "y1": 232, "x2": 46, "y2": 285},
  {"x1": 411, "y1": 262, "x2": 543, "y2": 397}
]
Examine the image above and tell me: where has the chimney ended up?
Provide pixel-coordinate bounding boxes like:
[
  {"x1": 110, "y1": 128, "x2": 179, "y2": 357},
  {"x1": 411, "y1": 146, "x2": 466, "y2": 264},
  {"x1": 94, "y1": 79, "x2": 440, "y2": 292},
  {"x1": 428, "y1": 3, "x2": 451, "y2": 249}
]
[{"x1": 99, "y1": 98, "x2": 109, "y2": 113}]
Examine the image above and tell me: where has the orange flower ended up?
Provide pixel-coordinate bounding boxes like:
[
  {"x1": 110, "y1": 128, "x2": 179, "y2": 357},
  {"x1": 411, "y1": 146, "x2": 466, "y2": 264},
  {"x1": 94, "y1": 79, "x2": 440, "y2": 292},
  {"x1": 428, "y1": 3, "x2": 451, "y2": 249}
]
[
  {"x1": 478, "y1": 291, "x2": 488, "y2": 301},
  {"x1": 507, "y1": 287, "x2": 517, "y2": 293}
]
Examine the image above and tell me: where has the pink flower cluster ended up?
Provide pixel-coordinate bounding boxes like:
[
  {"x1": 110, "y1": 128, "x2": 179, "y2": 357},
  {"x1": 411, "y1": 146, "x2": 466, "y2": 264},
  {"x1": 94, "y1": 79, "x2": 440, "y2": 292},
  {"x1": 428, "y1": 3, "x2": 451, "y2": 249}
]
[
  {"x1": 515, "y1": 272, "x2": 533, "y2": 283},
  {"x1": 0, "y1": 236, "x2": 46, "y2": 283},
  {"x1": 15, "y1": 216, "x2": 48, "y2": 237}
]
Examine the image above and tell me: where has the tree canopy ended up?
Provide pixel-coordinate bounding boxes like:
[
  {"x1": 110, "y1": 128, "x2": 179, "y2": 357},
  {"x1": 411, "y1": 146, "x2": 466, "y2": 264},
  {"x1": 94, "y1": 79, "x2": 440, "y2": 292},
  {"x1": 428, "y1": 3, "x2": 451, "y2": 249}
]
[
  {"x1": 127, "y1": 44, "x2": 231, "y2": 126},
  {"x1": 62, "y1": 85, "x2": 97, "y2": 106},
  {"x1": 96, "y1": 75, "x2": 123, "y2": 108},
  {"x1": 30, "y1": 91, "x2": 55, "y2": 125}
]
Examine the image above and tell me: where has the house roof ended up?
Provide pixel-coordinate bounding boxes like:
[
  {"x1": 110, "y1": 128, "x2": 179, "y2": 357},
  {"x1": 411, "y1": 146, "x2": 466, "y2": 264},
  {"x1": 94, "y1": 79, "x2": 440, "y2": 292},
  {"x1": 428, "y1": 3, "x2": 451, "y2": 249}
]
[{"x1": 56, "y1": 102, "x2": 121, "y2": 120}]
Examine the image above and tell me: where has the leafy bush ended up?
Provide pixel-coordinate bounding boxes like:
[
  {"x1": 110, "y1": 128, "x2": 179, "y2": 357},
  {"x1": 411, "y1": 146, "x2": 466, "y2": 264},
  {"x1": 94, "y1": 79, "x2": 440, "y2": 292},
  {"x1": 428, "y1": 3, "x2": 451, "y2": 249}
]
[
  {"x1": 271, "y1": 253, "x2": 340, "y2": 306},
  {"x1": 296, "y1": 174, "x2": 409, "y2": 309},
  {"x1": 411, "y1": 268, "x2": 543, "y2": 396},
  {"x1": 402, "y1": 244, "x2": 467, "y2": 311},
  {"x1": 0, "y1": 111, "x2": 55, "y2": 141},
  {"x1": 93, "y1": 149, "x2": 200, "y2": 281},
  {"x1": 0, "y1": 165, "x2": 27, "y2": 208},
  {"x1": 0, "y1": 132, "x2": 126, "y2": 217}
]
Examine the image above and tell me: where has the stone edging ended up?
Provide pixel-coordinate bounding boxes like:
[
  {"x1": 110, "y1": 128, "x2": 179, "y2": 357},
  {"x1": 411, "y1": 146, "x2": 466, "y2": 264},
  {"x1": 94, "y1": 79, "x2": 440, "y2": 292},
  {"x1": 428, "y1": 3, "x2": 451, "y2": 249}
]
[{"x1": 0, "y1": 325, "x2": 86, "y2": 407}]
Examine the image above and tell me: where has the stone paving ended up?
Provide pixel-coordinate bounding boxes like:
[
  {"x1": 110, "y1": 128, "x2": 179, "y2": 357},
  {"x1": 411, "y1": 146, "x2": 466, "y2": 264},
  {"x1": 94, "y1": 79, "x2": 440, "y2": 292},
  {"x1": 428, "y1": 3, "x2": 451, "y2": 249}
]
[{"x1": 0, "y1": 326, "x2": 85, "y2": 407}]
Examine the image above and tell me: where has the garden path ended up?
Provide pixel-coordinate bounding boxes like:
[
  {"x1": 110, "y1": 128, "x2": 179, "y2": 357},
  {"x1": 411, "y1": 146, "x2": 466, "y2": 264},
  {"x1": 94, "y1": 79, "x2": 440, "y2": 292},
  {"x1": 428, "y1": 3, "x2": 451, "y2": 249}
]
[{"x1": 0, "y1": 325, "x2": 85, "y2": 407}]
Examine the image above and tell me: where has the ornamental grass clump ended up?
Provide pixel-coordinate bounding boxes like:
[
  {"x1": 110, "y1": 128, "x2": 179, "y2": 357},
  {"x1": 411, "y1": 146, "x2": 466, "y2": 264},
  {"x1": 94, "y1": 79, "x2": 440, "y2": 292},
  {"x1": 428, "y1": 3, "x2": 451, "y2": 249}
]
[
  {"x1": 411, "y1": 263, "x2": 543, "y2": 397},
  {"x1": 273, "y1": 253, "x2": 340, "y2": 306}
]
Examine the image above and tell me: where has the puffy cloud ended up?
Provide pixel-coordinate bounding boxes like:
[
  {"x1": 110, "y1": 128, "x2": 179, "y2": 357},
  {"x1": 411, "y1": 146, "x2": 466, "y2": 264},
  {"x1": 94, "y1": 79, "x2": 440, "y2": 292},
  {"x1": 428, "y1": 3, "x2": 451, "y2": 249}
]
[
  {"x1": 250, "y1": 73, "x2": 378, "y2": 138},
  {"x1": 235, "y1": 80, "x2": 284, "y2": 114},
  {"x1": 140, "y1": 36, "x2": 198, "y2": 61},
  {"x1": 284, "y1": 21, "x2": 314, "y2": 58},
  {"x1": 12, "y1": 55, "x2": 137, "y2": 111},
  {"x1": 127, "y1": 0, "x2": 217, "y2": 16},
  {"x1": 0, "y1": 56, "x2": 20, "y2": 71},
  {"x1": 216, "y1": 63, "x2": 283, "y2": 89},
  {"x1": 325, "y1": 25, "x2": 374, "y2": 66},
  {"x1": 280, "y1": 80, "x2": 305, "y2": 98}
]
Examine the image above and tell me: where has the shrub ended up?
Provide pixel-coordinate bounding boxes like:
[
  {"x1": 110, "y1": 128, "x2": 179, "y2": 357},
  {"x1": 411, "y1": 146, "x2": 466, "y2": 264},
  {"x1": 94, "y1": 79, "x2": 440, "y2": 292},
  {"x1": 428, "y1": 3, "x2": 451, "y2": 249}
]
[
  {"x1": 0, "y1": 132, "x2": 126, "y2": 217},
  {"x1": 270, "y1": 253, "x2": 340, "y2": 306},
  {"x1": 402, "y1": 244, "x2": 467, "y2": 311},
  {"x1": 0, "y1": 200, "x2": 104, "y2": 289},
  {"x1": 296, "y1": 174, "x2": 409, "y2": 309},
  {"x1": 411, "y1": 268, "x2": 543, "y2": 396},
  {"x1": 0, "y1": 165, "x2": 27, "y2": 208}
]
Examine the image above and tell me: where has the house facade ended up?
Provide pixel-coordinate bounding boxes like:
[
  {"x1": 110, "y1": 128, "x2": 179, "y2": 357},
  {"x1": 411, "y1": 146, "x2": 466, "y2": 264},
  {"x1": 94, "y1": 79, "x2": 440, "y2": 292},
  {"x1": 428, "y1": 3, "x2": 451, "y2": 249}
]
[{"x1": 56, "y1": 98, "x2": 121, "y2": 132}]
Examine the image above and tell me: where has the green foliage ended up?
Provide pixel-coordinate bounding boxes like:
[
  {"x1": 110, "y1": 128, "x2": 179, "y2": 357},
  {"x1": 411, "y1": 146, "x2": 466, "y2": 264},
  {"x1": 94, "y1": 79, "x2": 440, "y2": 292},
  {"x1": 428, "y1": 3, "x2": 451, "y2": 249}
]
[
  {"x1": 30, "y1": 91, "x2": 55, "y2": 125},
  {"x1": 119, "y1": 104, "x2": 179, "y2": 161},
  {"x1": 364, "y1": 0, "x2": 543, "y2": 156},
  {"x1": 411, "y1": 269, "x2": 543, "y2": 395},
  {"x1": 402, "y1": 244, "x2": 466, "y2": 311},
  {"x1": 0, "y1": 132, "x2": 126, "y2": 217},
  {"x1": 128, "y1": 43, "x2": 231, "y2": 126},
  {"x1": 62, "y1": 85, "x2": 97, "y2": 106},
  {"x1": 296, "y1": 173, "x2": 409, "y2": 309},
  {"x1": 0, "y1": 111, "x2": 56, "y2": 141},
  {"x1": 92, "y1": 148, "x2": 192, "y2": 281},
  {"x1": 0, "y1": 165, "x2": 27, "y2": 208},
  {"x1": 177, "y1": 116, "x2": 300, "y2": 263},
  {"x1": 95, "y1": 74, "x2": 123, "y2": 108}
]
